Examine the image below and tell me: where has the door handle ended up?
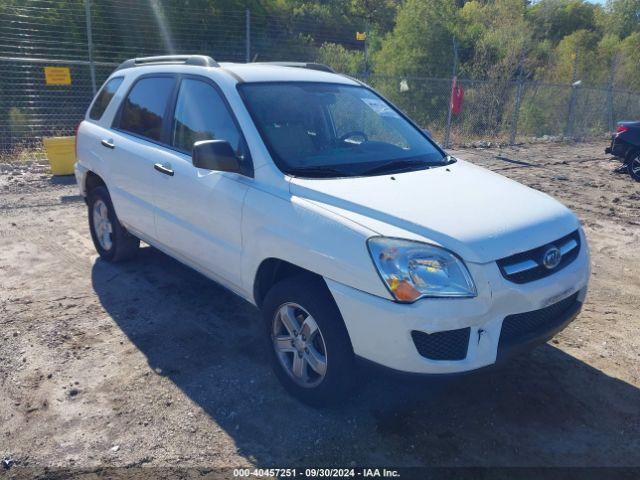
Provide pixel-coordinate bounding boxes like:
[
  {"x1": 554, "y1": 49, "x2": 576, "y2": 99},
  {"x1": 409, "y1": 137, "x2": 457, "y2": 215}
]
[
  {"x1": 154, "y1": 163, "x2": 174, "y2": 176},
  {"x1": 101, "y1": 139, "x2": 115, "y2": 149}
]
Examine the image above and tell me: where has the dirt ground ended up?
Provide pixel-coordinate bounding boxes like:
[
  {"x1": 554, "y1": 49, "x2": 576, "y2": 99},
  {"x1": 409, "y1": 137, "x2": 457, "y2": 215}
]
[{"x1": 1, "y1": 141, "x2": 639, "y2": 471}]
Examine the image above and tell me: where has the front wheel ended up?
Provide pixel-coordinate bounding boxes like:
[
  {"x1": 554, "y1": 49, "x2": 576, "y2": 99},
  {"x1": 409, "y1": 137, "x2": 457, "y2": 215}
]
[
  {"x1": 87, "y1": 186, "x2": 140, "y2": 262},
  {"x1": 261, "y1": 275, "x2": 356, "y2": 406},
  {"x1": 628, "y1": 152, "x2": 640, "y2": 182}
]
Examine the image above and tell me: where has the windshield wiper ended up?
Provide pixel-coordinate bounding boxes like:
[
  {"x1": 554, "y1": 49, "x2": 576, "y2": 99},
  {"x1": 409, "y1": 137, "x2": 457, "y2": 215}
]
[
  {"x1": 360, "y1": 158, "x2": 432, "y2": 176},
  {"x1": 287, "y1": 166, "x2": 350, "y2": 178}
]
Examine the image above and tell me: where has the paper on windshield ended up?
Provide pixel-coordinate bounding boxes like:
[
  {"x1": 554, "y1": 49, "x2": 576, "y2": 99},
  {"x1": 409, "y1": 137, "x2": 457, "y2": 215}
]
[{"x1": 362, "y1": 97, "x2": 401, "y2": 118}]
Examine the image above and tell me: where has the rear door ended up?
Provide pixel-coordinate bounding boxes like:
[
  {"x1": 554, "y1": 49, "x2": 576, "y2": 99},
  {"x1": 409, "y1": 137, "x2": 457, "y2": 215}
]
[
  {"x1": 77, "y1": 76, "x2": 124, "y2": 191},
  {"x1": 153, "y1": 76, "x2": 252, "y2": 289},
  {"x1": 108, "y1": 74, "x2": 177, "y2": 238}
]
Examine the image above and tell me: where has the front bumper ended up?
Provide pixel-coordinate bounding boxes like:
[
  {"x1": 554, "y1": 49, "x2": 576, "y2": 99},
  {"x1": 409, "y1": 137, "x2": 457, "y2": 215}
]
[{"x1": 326, "y1": 230, "x2": 590, "y2": 374}]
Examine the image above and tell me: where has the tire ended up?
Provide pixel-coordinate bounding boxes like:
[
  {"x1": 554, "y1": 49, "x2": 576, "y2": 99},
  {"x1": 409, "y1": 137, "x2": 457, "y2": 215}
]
[
  {"x1": 261, "y1": 274, "x2": 356, "y2": 406},
  {"x1": 627, "y1": 151, "x2": 640, "y2": 182},
  {"x1": 87, "y1": 186, "x2": 140, "y2": 262}
]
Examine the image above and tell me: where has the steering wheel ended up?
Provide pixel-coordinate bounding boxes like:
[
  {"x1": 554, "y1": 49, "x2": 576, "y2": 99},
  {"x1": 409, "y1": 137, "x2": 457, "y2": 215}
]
[{"x1": 339, "y1": 131, "x2": 369, "y2": 144}]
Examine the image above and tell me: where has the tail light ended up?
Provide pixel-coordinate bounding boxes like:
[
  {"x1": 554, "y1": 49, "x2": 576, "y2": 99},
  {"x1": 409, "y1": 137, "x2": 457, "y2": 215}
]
[{"x1": 616, "y1": 124, "x2": 629, "y2": 134}]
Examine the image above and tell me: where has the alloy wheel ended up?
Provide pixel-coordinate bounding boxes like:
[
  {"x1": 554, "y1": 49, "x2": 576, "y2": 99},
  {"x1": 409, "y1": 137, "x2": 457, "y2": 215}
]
[
  {"x1": 92, "y1": 199, "x2": 113, "y2": 251},
  {"x1": 272, "y1": 302, "x2": 328, "y2": 388}
]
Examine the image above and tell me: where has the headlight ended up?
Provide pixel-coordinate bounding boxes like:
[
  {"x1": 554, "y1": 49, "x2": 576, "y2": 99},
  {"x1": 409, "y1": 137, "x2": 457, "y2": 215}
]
[{"x1": 367, "y1": 237, "x2": 476, "y2": 302}]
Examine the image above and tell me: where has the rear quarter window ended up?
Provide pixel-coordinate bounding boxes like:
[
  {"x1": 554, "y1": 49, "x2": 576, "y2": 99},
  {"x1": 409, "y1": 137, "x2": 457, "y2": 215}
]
[{"x1": 89, "y1": 77, "x2": 124, "y2": 120}]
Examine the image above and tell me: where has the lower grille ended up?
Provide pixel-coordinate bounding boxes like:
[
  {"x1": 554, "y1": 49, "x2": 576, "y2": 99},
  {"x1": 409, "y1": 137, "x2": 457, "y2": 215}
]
[
  {"x1": 411, "y1": 328, "x2": 470, "y2": 361},
  {"x1": 498, "y1": 292, "x2": 580, "y2": 355}
]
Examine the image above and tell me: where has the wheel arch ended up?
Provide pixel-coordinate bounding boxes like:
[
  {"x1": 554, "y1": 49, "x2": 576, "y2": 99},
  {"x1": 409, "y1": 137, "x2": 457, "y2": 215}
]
[
  {"x1": 253, "y1": 258, "x2": 325, "y2": 309},
  {"x1": 84, "y1": 170, "x2": 107, "y2": 196}
]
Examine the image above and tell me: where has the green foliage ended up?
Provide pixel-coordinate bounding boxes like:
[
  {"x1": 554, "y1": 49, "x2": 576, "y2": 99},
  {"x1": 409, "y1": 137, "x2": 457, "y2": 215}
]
[
  {"x1": 605, "y1": 0, "x2": 640, "y2": 38},
  {"x1": 458, "y1": 0, "x2": 531, "y2": 79},
  {"x1": 616, "y1": 32, "x2": 640, "y2": 90},
  {"x1": 2, "y1": 0, "x2": 634, "y2": 90},
  {"x1": 372, "y1": 0, "x2": 456, "y2": 78},
  {"x1": 519, "y1": 87, "x2": 571, "y2": 137},
  {"x1": 316, "y1": 43, "x2": 364, "y2": 73},
  {"x1": 1, "y1": 0, "x2": 639, "y2": 151},
  {"x1": 546, "y1": 30, "x2": 600, "y2": 83},
  {"x1": 366, "y1": 0, "x2": 639, "y2": 92},
  {"x1": 8, "y1": 107, "x2": 28, "y2": 137},
  {"x1": 527, "y1": 0, "x2": 600, "y2": 44},
  {"x1": 365, "y1": 0, "x2": 458, "y2": 127},
  {"x1": 349, "y1": 0, "x2": 400, "y2": 31}
]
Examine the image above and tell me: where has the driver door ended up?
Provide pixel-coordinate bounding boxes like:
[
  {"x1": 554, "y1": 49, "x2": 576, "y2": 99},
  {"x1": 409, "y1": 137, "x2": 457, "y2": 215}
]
[{"x1": 153, "y1": 76, "x2": 251, "y2": 290}]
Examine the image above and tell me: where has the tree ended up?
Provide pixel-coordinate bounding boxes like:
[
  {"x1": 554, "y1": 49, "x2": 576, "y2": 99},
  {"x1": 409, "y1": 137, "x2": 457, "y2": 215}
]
[
  {"x1": 605, "y1": 0, "x2": 640, "y2": 38},
  {"x1": 316, "y1": 42, "x2": 364, "y2": 73},
  {"x1": 349, "y1": 0, "x2": 400, "y2": 32},
  {"x1": 526, "y1": 0, "x2": 600, "y2": 44},
  {"x1": 368, "y1": 0, "x2": 457, "y2": 128},
  {"x1": 616, "y1": 32, "x2": 640, "y2": 90},
  {"x1": 458, "y1": 0, "x2": 532, "y2": 79},
  {"x1": 546, "y1": 29, "x2": 600, "y2": 84},
  {"x1": 372, "y1": 0, "x2": 456, "y2": 78}
]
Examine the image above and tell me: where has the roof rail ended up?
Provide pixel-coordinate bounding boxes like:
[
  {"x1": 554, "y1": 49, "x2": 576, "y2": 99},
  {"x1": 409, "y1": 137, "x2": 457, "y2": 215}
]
[
  {"x1": 254, "y1": 62, "x2": 335, "y2": 73},
  {"x1": 115, "y1": 55, "x2": 219, "y2": 71}
]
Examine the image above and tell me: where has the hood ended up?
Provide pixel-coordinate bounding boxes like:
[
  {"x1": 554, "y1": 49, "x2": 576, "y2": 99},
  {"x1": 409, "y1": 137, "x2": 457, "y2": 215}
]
[{"x1": 289, "y1": 160, "x2": 580, "y2": 263}]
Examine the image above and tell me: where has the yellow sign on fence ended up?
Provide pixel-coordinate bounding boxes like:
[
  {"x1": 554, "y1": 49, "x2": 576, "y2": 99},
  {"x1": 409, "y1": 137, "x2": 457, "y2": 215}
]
[
  {"x1": 44, "y1": 66, "x2": 71, "y2": 85},
  {"x1": 356, "y1": 32, "x2": 367, "y2": 41}
]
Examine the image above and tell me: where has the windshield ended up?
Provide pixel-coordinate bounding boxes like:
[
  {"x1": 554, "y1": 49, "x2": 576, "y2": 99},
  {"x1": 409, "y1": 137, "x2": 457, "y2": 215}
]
[{"x1": 238, "y1": 82, "x2": 447, "y2": 178}]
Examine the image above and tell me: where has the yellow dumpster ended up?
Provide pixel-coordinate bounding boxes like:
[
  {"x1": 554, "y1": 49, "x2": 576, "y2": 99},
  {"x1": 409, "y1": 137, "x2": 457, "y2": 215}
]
[{"x1": 43, "y1": 136, "x2": 75, "y2": 176}]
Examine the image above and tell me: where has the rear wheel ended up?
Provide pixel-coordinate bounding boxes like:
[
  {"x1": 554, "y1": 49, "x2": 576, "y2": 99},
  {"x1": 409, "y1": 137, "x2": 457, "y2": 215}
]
[
  {"x1": 261, "y1": 274, "x2": 356, "y2": 406},
  {"x1": 628, "y1": 152, "x2": 640, "y2": 182},
  {"x1": 87, "y1": 186, "x2": 140, "y2": 262}
]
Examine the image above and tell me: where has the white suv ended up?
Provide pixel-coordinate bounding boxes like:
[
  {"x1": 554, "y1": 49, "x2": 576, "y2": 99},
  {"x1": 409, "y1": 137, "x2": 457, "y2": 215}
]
[{"x1": 75, "y1": 55, "x2": 590, "y2": 405}]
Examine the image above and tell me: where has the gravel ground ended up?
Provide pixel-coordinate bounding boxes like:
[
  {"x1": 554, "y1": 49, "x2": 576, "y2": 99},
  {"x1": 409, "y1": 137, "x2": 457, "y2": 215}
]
[{"x1": 1, "y1": 141, "x2": 639, "y2": 471}]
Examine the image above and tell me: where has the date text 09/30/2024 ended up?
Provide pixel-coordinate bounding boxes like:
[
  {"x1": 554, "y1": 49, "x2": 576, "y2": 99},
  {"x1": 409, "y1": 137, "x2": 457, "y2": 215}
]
[{"x1": 232, "y1": 468, "x2": 401, "y2": 478}]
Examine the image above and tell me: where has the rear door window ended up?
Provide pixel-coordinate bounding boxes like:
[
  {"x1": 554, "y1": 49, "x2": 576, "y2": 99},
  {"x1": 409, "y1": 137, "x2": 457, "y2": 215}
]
[
  {"x1": 117, "y1": 76, "x2": 176, "y2": 142},
  {"x1": 89, "y1": 77, "x2": 123, "y2": 120}
]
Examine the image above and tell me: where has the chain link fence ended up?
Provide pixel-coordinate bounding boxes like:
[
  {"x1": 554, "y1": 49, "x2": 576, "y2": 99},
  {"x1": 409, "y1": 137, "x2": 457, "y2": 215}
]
[
  {"x1": 368, "y1": 75, "x2": 640, "y2": 147},
  {"x1": 1, "y1": 0, "x2": 640, "y2": 157}
]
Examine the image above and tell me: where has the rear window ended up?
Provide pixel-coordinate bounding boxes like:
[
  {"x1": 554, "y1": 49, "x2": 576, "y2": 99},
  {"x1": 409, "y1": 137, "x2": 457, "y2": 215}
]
[
  {"x1": 89, "y1": 77, "x2": 123, "y2": 120},
  {"x1": 117, "y1": 76, "x2": 176, "y2": 142}
]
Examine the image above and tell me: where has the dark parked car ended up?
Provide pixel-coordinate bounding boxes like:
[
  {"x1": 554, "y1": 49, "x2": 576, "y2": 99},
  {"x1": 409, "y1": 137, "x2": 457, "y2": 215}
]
[{"x1": 605, "y1": 121, "x2": 640, "y2": 181}]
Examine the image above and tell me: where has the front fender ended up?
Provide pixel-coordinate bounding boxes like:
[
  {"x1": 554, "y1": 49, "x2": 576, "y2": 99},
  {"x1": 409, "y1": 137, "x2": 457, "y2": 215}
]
[{"x1": 240, "y1": 187, "x2": 392, "y2": 305}]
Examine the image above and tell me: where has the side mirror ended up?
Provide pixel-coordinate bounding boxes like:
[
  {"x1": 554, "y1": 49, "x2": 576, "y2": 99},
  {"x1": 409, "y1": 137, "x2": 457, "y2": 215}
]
[{"x1": 192, "y1": 140, "x2": 242, "y2": 174}]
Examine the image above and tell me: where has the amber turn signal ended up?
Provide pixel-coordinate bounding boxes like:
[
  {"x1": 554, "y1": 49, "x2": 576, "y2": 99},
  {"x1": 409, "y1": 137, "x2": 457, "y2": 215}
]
[{"x1": 387, "y1": 277, "x2": 421, "y2": 302}]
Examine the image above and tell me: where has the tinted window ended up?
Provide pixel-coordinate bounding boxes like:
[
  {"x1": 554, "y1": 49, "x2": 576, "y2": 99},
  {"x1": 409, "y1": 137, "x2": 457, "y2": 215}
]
[
  {"x1": 118, "y1": 76, "x2": 175, "y2": 142},
  {"x1": 172, "y1": 79, "x2": 245, "y2": 158},
  {"x1": 239, "y1": 82, "x2": 445, "y2": 178},
  {"x1": 89, "y1": 77, "x2": 123, "y2": 120}
]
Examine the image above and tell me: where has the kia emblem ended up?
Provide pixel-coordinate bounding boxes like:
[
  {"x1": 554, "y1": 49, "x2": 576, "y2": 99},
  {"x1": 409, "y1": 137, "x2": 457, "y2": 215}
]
[{"x1": 542, "y1": 246, "x2": 562, "y2": 269}]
